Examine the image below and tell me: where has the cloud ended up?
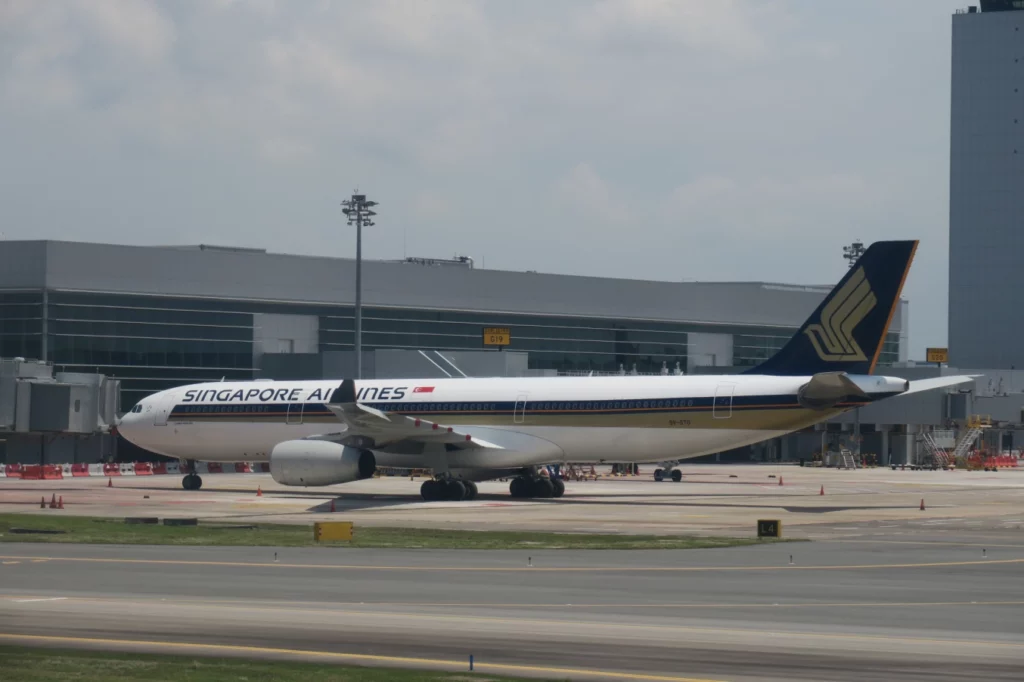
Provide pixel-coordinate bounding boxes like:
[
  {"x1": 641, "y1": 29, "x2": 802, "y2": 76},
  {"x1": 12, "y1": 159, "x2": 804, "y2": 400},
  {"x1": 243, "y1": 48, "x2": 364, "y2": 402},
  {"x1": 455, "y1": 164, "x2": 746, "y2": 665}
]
[
  {"x1": 574, "y1": 0, "x2": 771, "y2": 57},
  {"x1": 0, "y1": 0, "x2": 965, "y2": 355},
  {"x1": 553, "y1": 163, "x2": 630, "y2": 224}
]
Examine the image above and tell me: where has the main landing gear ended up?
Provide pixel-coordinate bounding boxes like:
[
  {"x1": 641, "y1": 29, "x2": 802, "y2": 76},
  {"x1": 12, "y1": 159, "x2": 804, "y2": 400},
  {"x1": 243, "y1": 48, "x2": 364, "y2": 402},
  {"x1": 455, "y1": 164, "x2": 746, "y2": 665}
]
[
  {"x1": 509, "y1": 475, "x2": 565, "y2": 499},
  {"x1": 420, "y1": 477, "x2": 479, "y2": 502},
  {"x1": 654, "y1": 468, "x2": 682, "y2": 483},
  {"x1": 181, "y1": 460, "x2": 203, "y2": 490}
]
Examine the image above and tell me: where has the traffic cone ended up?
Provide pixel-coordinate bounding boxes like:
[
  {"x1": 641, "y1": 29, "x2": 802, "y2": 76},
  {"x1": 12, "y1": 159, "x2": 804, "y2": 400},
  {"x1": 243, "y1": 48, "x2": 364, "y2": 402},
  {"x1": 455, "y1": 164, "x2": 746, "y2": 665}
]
[
  {"x1": 40, "y1": 496, "x2": 46, "y2": 509},
  {"x1": 107, "y1": 477, "x2": 112, "y2": 488},
  {"x1": 49, "y1": 494, "x2": 57, "y2": 509},
  {"x1": 329, "y1": 499, "x2": 336, "y2": 513},
  {"x1": 778, "y1": 476, "x2": 784, "y2": 486},
  {"x1": 819, "y1": 485, "x2": 825, "y2": 496},
  {"x1": 920, "y1": 498, "x2": 926, "y2": 511},
  {"x1": 57, "y1": 496, "x2": 64, "y2": 510},
  {"x1": 256, "y1": 486, "x2": 262, "y2": 497}
]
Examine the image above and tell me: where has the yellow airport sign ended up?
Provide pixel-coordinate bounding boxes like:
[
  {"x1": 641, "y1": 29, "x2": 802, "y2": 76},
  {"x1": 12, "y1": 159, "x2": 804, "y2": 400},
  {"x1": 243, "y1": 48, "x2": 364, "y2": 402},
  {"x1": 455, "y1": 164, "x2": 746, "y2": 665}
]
[
  {"x1": 483, "y1": 327, "x2": 511, "y2": 346},
  {"x1": 314, "y1": 521, "x2": 353, "y2": 542},
  {"x1": 926, "y1": 347, "x2": 948, "y2": 364}
]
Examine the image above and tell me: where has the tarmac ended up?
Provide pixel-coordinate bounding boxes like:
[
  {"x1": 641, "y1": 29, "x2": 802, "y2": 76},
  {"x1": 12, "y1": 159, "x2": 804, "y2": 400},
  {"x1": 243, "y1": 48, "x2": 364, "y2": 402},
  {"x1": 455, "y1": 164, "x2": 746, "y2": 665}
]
[
  {"x1": 1, "y1": 540, "x2": 1023, "y2": 681},
  {"x1": 2, "y1": 464, "x2": 1023, "y2": 540}
]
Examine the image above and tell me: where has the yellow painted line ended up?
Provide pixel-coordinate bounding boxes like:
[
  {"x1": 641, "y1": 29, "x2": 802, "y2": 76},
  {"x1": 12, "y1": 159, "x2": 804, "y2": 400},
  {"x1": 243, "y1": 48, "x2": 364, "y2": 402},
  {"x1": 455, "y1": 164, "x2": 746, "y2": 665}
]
[
  {"x1": 0, "y1": 633, "x2": 725, "y2": 682},
  {"x1": 835, "y1": 539, "x2": 1024, "y2": 549},
  {"x1": 1, "y1": 561, "x2": 20, "y2": 565},
  {"x1": 1, "y1": 554, "x2": 1022, "y2": 572},
  {"x1": 5, "y1": 594, "x2": 1021, "y2": 611}
]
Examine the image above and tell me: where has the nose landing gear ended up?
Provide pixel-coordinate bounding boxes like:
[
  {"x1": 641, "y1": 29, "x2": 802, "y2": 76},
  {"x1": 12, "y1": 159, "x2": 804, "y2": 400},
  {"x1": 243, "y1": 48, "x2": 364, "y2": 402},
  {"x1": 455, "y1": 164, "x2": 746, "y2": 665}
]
[
  {"x1": 653, "y1": 468, "x2": 683, "y2": 482},
  {"x1": 180, "y1": 460, "x2": 203, "y2": 490}
]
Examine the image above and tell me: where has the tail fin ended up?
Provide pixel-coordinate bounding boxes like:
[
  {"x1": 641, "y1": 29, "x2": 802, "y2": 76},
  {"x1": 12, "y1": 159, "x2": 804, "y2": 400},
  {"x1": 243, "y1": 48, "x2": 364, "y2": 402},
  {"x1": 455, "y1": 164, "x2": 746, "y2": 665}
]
[{"x1": 746, "y1": 240, "x2": 917, "y2": 376}]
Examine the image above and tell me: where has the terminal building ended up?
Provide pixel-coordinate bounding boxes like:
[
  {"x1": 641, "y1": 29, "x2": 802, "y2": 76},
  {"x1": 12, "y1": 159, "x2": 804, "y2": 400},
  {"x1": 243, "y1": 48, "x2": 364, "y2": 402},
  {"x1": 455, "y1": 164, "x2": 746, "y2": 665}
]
[{"x1": 0, "y1": 240, "x2": 907, "y2": 413}]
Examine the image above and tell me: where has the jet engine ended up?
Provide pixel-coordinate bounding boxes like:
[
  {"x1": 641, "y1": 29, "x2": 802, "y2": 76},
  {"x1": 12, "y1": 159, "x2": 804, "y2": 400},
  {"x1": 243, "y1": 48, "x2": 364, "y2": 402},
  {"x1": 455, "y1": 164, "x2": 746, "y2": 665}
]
[{"x1": 270, "y1": 440, "x2": 376, "y2": 486}]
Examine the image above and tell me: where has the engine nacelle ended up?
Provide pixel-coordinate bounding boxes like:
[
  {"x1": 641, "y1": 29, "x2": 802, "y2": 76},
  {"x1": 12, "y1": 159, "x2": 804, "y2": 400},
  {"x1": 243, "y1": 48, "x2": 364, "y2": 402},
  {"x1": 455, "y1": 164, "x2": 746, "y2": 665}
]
[{"x1": 270, "y1": 440, "x2": 376, "y2": 487}]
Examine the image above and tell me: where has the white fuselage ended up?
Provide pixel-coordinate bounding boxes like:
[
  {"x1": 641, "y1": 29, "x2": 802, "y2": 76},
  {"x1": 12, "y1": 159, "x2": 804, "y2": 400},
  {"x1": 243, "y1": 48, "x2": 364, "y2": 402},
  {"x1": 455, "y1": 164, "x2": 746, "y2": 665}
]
[{"x1": 117, "y1": 374, "x2": 907, "y2": 470}]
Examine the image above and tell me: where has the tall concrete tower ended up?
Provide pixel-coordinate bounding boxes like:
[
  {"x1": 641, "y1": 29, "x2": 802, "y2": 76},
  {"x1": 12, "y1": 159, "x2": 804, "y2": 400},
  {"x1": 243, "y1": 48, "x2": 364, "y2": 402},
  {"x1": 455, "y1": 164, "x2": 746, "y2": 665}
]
[{"x1": 948, "y1": 2, "x2": 1024, "y2": 369}]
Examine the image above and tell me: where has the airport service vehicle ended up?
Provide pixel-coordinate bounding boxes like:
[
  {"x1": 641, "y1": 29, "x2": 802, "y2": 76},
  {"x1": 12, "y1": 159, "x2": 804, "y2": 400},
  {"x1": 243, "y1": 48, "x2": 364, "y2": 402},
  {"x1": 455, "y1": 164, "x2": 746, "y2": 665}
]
[{"x1": 118, "y1": 241, "x2": 973, "y2": 500}]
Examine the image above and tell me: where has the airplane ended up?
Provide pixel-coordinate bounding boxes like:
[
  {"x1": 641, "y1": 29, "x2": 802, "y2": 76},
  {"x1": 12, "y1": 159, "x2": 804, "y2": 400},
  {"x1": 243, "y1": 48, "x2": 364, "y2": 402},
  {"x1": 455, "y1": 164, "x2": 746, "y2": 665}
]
[{"x1": 117, "y1": 240, "x2": 974, "y2": 501}]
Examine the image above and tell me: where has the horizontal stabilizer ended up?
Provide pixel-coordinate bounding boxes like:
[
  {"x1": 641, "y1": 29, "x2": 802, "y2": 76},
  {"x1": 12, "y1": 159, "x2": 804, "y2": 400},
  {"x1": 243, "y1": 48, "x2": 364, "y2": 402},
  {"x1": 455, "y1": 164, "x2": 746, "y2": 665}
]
[{"x1": 903, "y1": 375, "x2": 979, "y2": 397}]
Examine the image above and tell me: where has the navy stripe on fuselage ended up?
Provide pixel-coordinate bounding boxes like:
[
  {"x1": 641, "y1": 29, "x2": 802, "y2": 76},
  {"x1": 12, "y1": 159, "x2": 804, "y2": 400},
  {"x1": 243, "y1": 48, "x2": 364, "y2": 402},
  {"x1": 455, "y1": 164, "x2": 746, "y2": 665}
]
[{"x1": 167, "y1": 393, "x2": 892, "y2": 420}]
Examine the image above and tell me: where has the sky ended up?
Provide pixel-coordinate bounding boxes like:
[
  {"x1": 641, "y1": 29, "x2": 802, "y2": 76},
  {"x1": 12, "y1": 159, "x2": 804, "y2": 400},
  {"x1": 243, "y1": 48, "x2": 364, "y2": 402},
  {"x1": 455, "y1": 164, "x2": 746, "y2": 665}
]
[{"x1": 0, "y1": 0, "x2": 968, "y2": 358}]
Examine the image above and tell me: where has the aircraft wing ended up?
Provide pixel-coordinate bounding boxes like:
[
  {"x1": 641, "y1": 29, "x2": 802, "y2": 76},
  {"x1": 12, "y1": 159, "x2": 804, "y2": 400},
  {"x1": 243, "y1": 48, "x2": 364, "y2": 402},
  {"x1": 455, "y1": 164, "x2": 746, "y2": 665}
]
[
  {"x1": 903, "y1": 375, "x2": 979, "y2": 396},
  {"x1": 318, "y1": 379, "x2": 502, "y2": 450}
]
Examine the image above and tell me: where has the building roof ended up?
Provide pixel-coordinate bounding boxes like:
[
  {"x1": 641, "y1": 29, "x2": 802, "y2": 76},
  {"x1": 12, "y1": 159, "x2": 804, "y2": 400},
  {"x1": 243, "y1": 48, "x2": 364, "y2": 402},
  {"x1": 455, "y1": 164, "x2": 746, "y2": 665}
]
[{"x1": 0, "y1": 240, "x2": 902, "y2": 331}]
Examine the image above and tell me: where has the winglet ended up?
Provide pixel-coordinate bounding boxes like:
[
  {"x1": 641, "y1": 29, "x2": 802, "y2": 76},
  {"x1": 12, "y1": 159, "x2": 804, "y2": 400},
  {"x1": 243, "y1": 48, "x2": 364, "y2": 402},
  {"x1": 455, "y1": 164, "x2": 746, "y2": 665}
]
[
  {"x1": 328, "y1": 379, "x2": 357, "y2": 404},
  {"x1": 746, "y1": 240, "x2": 917, "y2": 376}
]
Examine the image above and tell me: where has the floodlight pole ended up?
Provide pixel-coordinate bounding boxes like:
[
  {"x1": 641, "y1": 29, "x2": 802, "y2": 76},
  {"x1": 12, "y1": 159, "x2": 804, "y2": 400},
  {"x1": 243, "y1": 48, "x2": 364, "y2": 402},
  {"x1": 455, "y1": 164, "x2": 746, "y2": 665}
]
[{"x1": 342, "y1": 193, "x2": 378, "y2": 380}]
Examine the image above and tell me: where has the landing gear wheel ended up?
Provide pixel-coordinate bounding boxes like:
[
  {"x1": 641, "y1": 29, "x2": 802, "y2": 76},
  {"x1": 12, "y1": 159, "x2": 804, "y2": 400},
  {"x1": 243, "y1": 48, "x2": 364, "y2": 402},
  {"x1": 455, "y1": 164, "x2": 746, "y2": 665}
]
[
  {"x1": 671, "y1": 469, "x2": 682, "y2": 483},
  {"x1": 463, "y1": 481, "x2": 479, "y2": 501},
  {"x1": 420, "y1": 479, "x2": 442, "y2": 501},
  {"x1": 182, "y1": 474, "x2": 202, "y2": 490},
  {"x1": 532, "y1": 477, "x2": 555, "y2": 499},
  {"x1": 654, "y1": 468, "x2": 664, "y2": 482},
  {"x1": 510, "y1": 477, "x2": 530, "y2": 498},
  {"x1": 551, "y1": 477, "x2": 565, "y2": 498},
  {"x1": 445, "y1": 480, "x2": 467, "y2": 501}
]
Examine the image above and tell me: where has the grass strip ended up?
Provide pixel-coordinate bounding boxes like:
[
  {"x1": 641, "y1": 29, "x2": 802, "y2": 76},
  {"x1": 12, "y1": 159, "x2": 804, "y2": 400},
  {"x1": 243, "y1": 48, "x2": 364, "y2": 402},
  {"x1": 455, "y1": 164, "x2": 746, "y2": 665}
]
[
  {"x1": 0, "y1": 644, "x2": 542, "y2": 682},
  {"x1": 0, "y1": 513, "x2": 781, "y2": 549}
]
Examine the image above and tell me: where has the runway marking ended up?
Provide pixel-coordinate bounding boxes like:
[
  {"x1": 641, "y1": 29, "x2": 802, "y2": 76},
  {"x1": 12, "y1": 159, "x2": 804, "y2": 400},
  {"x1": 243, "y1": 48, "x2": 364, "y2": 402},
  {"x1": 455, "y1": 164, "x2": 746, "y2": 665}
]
[
  {"x1": 0, "y1": 633, "x2": 726, "y2": 682},
  {"x1": 1, "y1": 554, "x2": 1023, "y2": 572},
  {"x1": 1, "y1": 561, "x2": 20, "y2": 565},
  {"x1": 12, "y1": 597, "x2": 66, "y2": 603}
]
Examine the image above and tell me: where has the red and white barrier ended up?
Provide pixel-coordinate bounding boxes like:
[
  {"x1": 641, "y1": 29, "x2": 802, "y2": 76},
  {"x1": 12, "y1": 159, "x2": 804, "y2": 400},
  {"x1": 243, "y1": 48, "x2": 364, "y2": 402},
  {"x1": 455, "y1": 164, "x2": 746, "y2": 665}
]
[{"x1": 0, "y1": 461, "x2": 269, "y2": 480}]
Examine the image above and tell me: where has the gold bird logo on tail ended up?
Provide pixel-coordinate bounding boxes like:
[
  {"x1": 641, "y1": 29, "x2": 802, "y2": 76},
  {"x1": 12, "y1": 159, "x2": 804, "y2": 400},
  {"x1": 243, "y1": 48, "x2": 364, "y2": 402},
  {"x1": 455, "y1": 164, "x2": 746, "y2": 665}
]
[{"x1": 804, "y1": 267, "x2": 877, "y2": 362}]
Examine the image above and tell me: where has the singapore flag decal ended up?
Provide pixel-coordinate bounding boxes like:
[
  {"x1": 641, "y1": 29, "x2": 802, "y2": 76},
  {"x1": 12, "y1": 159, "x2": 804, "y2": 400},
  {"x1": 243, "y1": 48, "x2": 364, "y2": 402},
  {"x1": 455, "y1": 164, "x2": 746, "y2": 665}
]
[{"x1": 413, "y1": 386, "x2": 435, "y2": 393}]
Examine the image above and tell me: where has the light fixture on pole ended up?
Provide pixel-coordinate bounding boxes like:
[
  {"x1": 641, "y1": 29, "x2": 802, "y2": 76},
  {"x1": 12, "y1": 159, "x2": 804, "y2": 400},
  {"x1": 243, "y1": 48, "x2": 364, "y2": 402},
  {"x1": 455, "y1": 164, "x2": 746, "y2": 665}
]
[
  {"x1": 341, "y1": 192, "x2": 377, "y2": 380},
  {"x1": 842, "y1": 240, "x2": 865, "y2": 269}
]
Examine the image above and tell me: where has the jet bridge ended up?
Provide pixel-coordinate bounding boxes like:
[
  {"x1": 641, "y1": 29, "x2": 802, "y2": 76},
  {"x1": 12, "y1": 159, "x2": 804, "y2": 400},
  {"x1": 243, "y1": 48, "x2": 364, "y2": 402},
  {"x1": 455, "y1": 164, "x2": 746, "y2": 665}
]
[{"x1": 0, "y1": 357, "x2": 120, "y2": 464}]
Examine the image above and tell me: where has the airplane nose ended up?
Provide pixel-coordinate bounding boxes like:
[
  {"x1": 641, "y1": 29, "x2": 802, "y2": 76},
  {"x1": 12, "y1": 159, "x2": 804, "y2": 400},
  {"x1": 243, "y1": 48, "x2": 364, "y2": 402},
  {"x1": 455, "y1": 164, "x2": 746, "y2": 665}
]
[{"x1": 116, "y1": 408, "x2": 142, "y2": 445}]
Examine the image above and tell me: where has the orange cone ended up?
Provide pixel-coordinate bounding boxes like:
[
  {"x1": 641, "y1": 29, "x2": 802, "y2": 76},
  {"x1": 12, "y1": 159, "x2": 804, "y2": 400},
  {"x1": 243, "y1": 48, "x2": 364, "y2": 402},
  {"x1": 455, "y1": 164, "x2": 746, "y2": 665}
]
[
  {"x1": 329, "y1": 499, "x2": 336, "y2": 513},
  {"x1": 40, "y1": 496, "x2": 46, "y2": 509},
  {"x1": 256, "y1": 486, "x2": 262, "y2": 497},
  {"x1": 778, "y1": 476, "x2": 784, "y2": 486},
  {"x1": 49, "y1": 494, "x2": 57, "y2": 509},
  {"x1": 920, "y1": 498, "x2": 926, "y2": 511},
  {"x1": 819, "y1": 485, "x2": 825, "y2": 496},
  {"x1": 107, "y1": 477, "x2": 112, "y2": 488},
  {"x1": 57, "y1": 496, "x2": 64, "y2": 510}
]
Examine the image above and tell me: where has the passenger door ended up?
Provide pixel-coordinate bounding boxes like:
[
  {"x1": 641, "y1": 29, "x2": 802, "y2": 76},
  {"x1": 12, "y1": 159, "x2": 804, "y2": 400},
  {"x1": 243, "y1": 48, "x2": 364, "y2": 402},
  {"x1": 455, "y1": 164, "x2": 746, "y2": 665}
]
[
  {"x1": 713, "y1": 383, "x2": 735, "y2": 420},
  {"x1": 513, "y1": 393, "x2": 529, "y2": 424},
  {"x1": 286, "y1": 401, "x2": 304, "y2": 425}
]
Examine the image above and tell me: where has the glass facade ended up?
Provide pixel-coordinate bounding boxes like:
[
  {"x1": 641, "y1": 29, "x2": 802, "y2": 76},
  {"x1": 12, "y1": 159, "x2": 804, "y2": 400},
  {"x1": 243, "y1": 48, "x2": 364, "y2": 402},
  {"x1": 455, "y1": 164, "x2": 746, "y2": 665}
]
[
  {"x1": 0, "y1": 292, "x2": 43, "y2": 360},
  {"x1": 0, "y1": 289, "x2": 901, "y2": 411},
  {"x1": 322, "y1": 309, "x2": 689, "y2": 374}
]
